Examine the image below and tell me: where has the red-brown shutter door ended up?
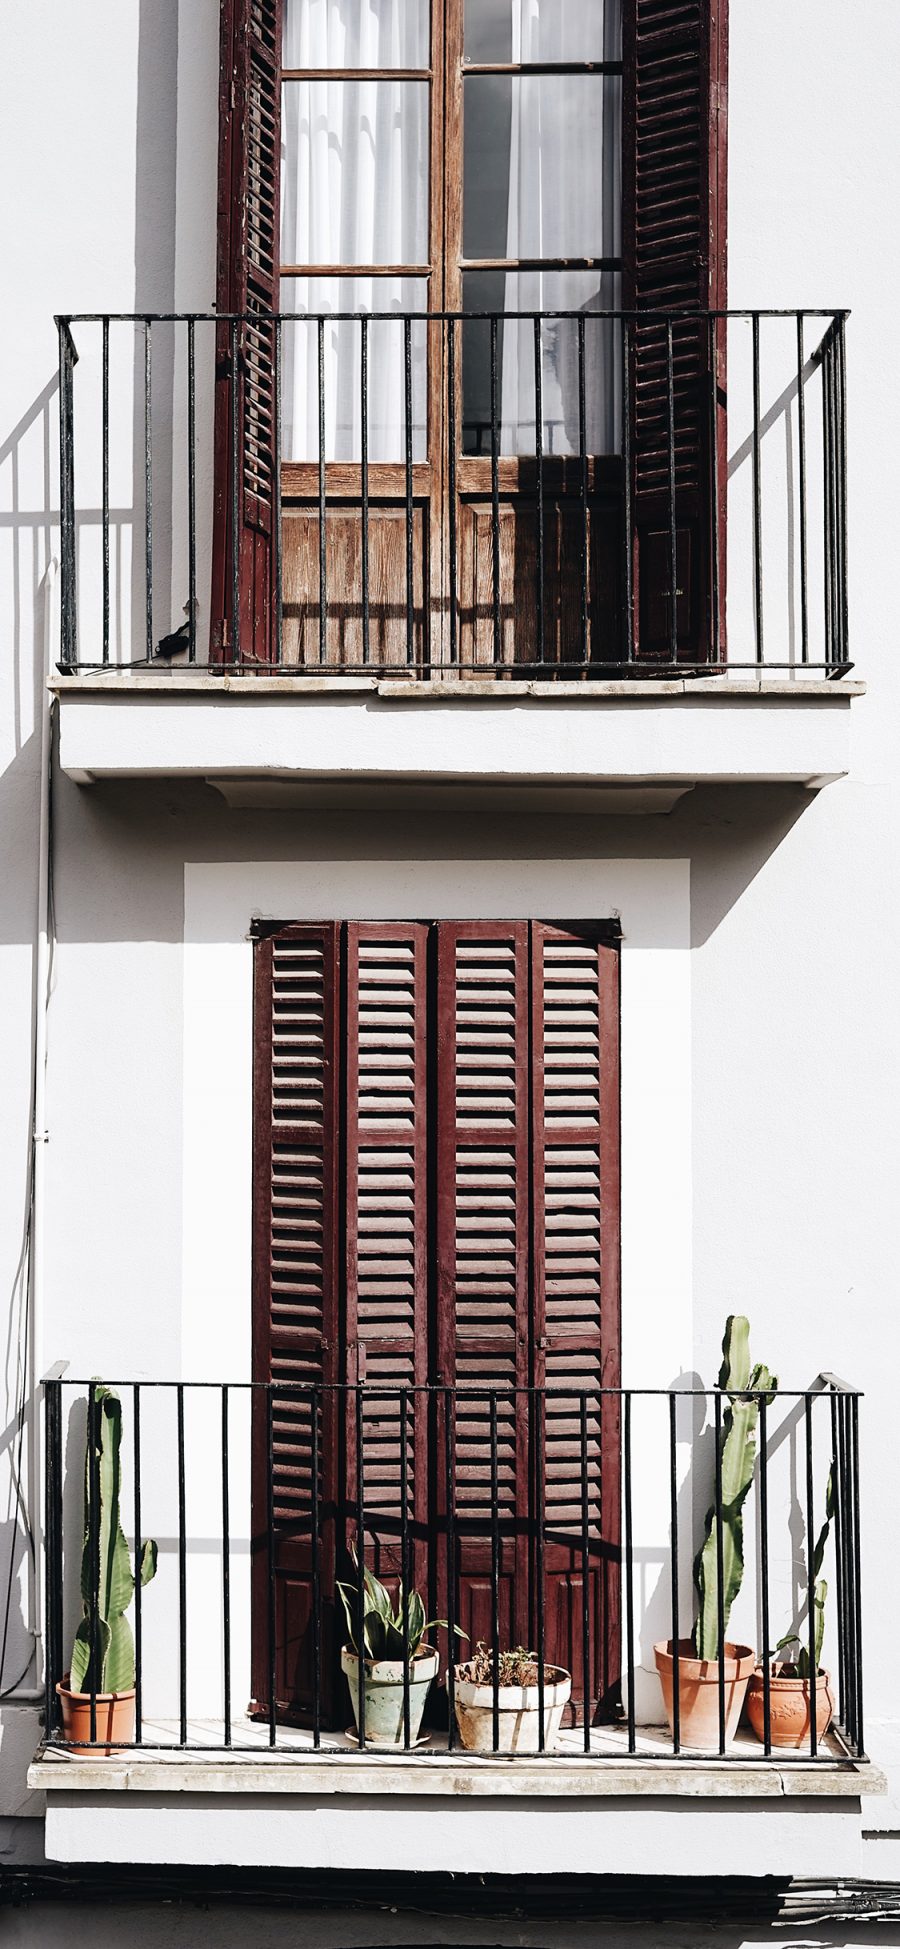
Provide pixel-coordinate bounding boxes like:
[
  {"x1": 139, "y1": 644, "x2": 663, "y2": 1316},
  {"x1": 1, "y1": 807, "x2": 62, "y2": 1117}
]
[
  {"x1": 435, "y1": 922, "x2": 533, "y2": 1652},
  {"x1": 622, "y1": 0, "x2": 728, "y2": 662},
  {"x1": 530, "y1": 924, "x2": 621, "y2": 1720},
  {"x1": 212, "y1": 0, "x2": 283, "y2": 665},
  {"x1": 251, "y1": 923, "x2": 340, "y2": 1722},
  {"x1": 344, "y1": 924, "x2": 430, "y2": 1599}
]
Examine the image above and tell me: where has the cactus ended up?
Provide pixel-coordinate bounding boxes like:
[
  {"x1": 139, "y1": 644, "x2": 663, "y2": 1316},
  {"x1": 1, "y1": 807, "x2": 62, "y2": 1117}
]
[
  {"x1": 70, "y1": 1386, "x2": 157, "y2": 1695},
  {"x1": 775, "y1": 1465, "x2": 835, "y2": 1677},
  {"x1": 693, "y1": 1317, "x2": 777, "y2": 1660}
]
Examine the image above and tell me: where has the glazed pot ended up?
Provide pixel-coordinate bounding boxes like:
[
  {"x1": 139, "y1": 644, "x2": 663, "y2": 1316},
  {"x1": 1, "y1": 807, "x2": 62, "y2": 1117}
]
[
  {"x1": 746, "y1": 1663, "x2": 835, "y2": 1749},
  {"x1": 56, "y1": 1676, "x2": 135, "y2": 1756},
  {"x1": 452, "y1": 1665, "x2": 572, "y2": 1754},
  {"x1": 341, "y1": 1643, "x2": 438, "y2": 1747},
  {"x1": 653, "y1": 1639, "x2": 755, "y2": 1749}
]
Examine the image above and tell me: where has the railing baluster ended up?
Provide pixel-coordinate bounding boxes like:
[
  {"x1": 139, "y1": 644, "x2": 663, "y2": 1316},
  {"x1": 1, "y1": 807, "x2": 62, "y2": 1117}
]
[
  {"x1": 850, "y1": 1394, "x2": 864, "y2": 1755},
  {"x1": 404, "y1": 318, "x2": 415, "y2": 670},
  {"x1": 579, "y1": 1393, "x2": 591, "y2": 1753},
  {"x1": 221, "y1": 1384, "x2": 231, "y2": 1747},
  {"x1": 830, "y1": 1389, "x2": 846, "y2": 1735},
  {"x1": 752, "y1": 311, "x2": 764, "y2": 664},
  {"x1": 836, "y1": 316, "x2": 850, "y2": 670},
  {"x1": 714, "y1": 1389, "x2": 726, "y2": 1755},
  {"x1": 804, "y1": 1393, "x2": 818, "y2": 1756},
  {"x1": 88, "y1": 1383, "x2": 99, "y2": 1746},
  {"x1": 796, "y1": 314, "x2": 809, "y2": 666},
  {"x1": 43, "y1": 1379, "x2": 64, "y2": 1739},
  {"x1": 274, "y1": 315, "x2": 283, "y2": 667},
  {"x1": 668, "y1": 1391, "x2": 680, "y2": 1754},
  {"x1": 400, "y1": 1386, "x2": 411, "y2": 1749},
  {"x1": 177, "y1": 1384, "x2": 187, "y2": 1747},
  {"x1": 708, "y1": 312, "x2": 721, "y2": 665},
  {"x1": 624, "y1": 1391, "x2": 635, "y2": 1753},
  {"x1": 355, "y1": 1385, "x2": 366, "y2": 1748},
  {"x1": 759, "y1": 1390, "x2": 771, "y2": 1756},
  {"x1": 144, "y1": 320, "x2": 153, "y2": 665},
  {"x1": 445, "y1": 1386, "x2": 457, "y2": 1751},
  {"x1": 533, "y1": 315, "x2": 545, "y2": 668},
  {"x1": 102, "y1": 317, "x2": 109, "y2": 664},
  {"x1": 318, "y1": 316, "x2": 328, "y2": 666},
  {"x1": 666, "y1": 320, "x2": 677, "y2": 666},
  {"x1": 230, "y1": 319, "x2": 240, "y2": 664},
  {"x1": 448, "y1": 317, "x2": 458, "y2": 668},
  {"x1": 133, "y1": 1383, "x2": 142, "y2": 1745},
  {"x1": 622, "y1": 318, "x2": 634, "y2": 664},
  {"x1": 578, "y1": 312, "x2": 589, "y2": 663},
  {"x1": 187, "y1": 318, "x2": 197, "y2": 662},
  {"x1": 490, "y1": 316, "x2": 501, "y2": 667},
  {"x1": 311, "y1": 1384, "x2": 321, "y2": 1749},
  {"x1": 57, "y1": 320, "x2": 78, "y2": 669},
  {"x1": 490, "y1": 1391, "x2": 500, "y2": 1751},
  {"x1": 266, "y1": 1385, "x2": 276, "y2": 1747},
  {"x1": 535, "y1": 1388, "x2": 546, "y2": 1753},
  {"x1": 360, "y1": 317, "x2": 370, "y2": 666}
]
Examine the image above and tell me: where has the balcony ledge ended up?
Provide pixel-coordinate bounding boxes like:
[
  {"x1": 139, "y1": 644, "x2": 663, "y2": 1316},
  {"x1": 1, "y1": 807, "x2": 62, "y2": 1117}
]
[{"x1": 51, "y1": 671, "x2": 864, "y2": 806}]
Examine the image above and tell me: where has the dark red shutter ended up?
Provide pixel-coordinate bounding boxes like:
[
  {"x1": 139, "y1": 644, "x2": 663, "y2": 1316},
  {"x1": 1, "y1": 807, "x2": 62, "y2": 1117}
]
[
  {"x1": 436, "y1": 923, "x2": 532, "y2": 1651},
  {"x1": 344, "y1": 924, "x2": 430, "y2": 1597},
  {"x1": 530, "y1": 924, "x2": 621, "y2": 1719},
  {"x1": 622, "y1": 0, "x2": 728, "y2": 662},
  {"x1": 212, "y1": 0, "x2": 282, "y2": 665},
  {"x1": 252, "y1": 923, "x2": 340, "y2": 1720}
]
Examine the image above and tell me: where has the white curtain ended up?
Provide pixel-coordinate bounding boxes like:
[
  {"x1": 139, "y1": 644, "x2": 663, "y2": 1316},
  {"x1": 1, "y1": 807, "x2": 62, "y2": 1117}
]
[
  {"x1": 281, "y1": 0, "x2": 429, "y2": 461},
  {"x1": 498, "y1": 0, "x2": 622, "y2": 455}
]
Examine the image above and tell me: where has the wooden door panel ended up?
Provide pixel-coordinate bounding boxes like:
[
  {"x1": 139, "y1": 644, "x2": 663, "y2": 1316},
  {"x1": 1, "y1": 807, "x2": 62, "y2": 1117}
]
[
  {"x1": 456, "y1": 498, "x2": 621, "y2": 671},
  {"x1": 282, "y1": 503, "x2": 429, "y2": 670}
]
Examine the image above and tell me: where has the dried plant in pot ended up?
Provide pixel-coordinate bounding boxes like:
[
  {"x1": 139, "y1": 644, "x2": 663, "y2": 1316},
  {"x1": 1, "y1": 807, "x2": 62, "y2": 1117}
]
[
  {"x1": 654, "y1": 1317, "x2": 776, "y2": 1751},
  {"x1": 747, "y1": 1468, "x2": 836, "y2": 1749},
  {"x1": 57, "y1": 1386, "x2": 158, "y2": 1755},
  {"x1": 452, "y1": 1642, "x2": 572, "y2": 1754},
  {"x1": 339, "y1": 1552, "x2": 463, "y2": 1748}
]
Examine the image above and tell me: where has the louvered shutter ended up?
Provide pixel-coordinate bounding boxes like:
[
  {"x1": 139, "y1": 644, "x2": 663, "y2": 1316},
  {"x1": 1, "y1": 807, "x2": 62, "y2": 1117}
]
[
  {"x1": 435, "y1": 923, "x2": 533, "y2": 1651},
  {"x1": 344, "y1": 924, "x2": 430, "y2": 1595},
  {"x1": 530, "y1": 924, "x2": 621, "y2": 1719},
  {"x1": 251, "y1": 923, "x2": 340, "y2": 1720},
  {"x1": 622, "y1": 0, "x2": 728, "y2": 661},
  {"x1": 212, "y1": 0, "x2": 282, "y2": 665}
]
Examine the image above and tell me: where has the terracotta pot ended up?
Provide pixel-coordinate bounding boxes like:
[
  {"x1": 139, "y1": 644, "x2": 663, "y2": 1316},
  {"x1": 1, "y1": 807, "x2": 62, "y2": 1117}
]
[
  {"x1": 56, "y1": 1676, "x2": 135, "y2": 1756},
  {"x1": 653, "y1": 1639, "x2": 755, "y2": 1750},
  {"x1": 452, "y1": 1665, "x2": 572, "y2": 1754},
  {"x1": 746, "y1": 1664, "x2": 835, "y2": 1749}
]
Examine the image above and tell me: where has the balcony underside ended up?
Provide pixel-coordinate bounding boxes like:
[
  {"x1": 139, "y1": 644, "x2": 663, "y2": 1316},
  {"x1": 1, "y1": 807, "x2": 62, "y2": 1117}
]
[{"x1": 53, "y1": 673, "x2": 862, "y2": 804}]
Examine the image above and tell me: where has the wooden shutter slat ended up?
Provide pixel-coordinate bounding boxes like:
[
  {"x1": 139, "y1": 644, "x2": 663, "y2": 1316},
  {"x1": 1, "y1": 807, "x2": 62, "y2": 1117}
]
[{"x1": 252, "y1": 921, "x2": 340, "y2": 1723}]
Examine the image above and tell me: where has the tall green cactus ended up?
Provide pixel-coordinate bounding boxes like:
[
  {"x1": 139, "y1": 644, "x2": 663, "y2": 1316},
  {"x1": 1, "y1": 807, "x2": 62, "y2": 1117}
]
[
  {"x1": 693, "y1": 1317, "x2": 777, "y2": 1660},
  {"x1": 70, "y1": 1386, "x2": 158, "y2": 1695}
]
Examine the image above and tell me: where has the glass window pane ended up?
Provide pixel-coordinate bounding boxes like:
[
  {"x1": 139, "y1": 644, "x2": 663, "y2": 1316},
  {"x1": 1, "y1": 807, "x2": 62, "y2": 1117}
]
[
  {"x1": 281, "y1": 277, "x2": 428, "y2": 462},
  {"x1": 284, "y1": 0, "x2": 430, "y2": 69},
  {"x1": 461, "y1": 270, "x2": 622, "y2": 457},
  {"x1": 281, "y1": 80, "x2": 429, "y2": 267},
  {"x1": 464, "y1": 0, "x2": 620, "y2": 65},
  {"x1": 463, "y1": 76, "x2": 620, "y2": 260}
]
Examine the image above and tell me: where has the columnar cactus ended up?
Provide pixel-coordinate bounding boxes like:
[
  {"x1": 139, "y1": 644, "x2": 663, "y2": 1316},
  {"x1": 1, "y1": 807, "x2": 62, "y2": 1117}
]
[
  {"x1": 70, "y1": 1386, "x2": 158, "y2": 1695},
  {"x1": 693, "y1": 1316, "x2": 777, "y2": 1661}
]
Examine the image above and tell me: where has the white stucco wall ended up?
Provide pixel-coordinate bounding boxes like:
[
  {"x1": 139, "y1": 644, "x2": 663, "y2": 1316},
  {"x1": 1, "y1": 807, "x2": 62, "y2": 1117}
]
[{"x1": 1, "y1": 0, "x2": 899, "y2": 1882}]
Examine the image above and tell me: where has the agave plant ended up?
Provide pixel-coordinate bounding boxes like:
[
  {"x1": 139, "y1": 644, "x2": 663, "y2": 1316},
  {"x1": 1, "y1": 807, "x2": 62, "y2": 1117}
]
[
  {"x1": 338, "y1": 1550, "x2": 464, "y2": 1664},
  {"x1": 693, "y1": 1316, "x2": 777, "y2": 1660},
  {"x1": 70, "y1": 1385, "x2": 158, "y2": 1694},
  {"x1": 773, "y1": 1466, "x2": 835, "y2": 1677}
]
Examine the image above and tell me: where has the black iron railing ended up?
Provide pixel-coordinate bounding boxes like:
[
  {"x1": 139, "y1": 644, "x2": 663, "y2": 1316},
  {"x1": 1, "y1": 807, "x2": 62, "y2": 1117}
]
[
  {"x1": 55, "y1": 308, "x2": 850, "y2": 677},
  {"x1": 41, "y1": 1372, "x2": 864, "y2": 1763}
]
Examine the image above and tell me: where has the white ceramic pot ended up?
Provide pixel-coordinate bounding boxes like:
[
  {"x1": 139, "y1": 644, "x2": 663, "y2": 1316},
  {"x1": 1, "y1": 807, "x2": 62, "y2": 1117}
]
[{"x1": 452, "y1": 1665, "x2": 572, "y2": 1754}]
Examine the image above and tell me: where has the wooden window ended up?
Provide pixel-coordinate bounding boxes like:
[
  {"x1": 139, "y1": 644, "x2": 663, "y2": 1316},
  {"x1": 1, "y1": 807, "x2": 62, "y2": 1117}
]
[
  {"x1": 252, "y1": 919, "x2": 621, "y2": 1728},
  {"x1": 215, "y1": 0, "x2": 727, "y2": 669}
]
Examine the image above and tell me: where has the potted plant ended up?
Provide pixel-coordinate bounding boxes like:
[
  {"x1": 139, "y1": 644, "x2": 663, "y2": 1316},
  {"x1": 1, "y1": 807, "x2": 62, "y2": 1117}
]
[
  {"x1": 338, "y1": 1554, "x2": 460, "y2": 1748},
  {"x1": 452, "y1": 1642, "x2": 572, "y2": 1754},
  {"x1": 57, "y1": 1386, "x2": 158, "y2": 1754},
  {"x1": 654, "y1": 1316, "x2": 776, "y2": 1749},
  {"x1": 747, "y1": 1468, "x2": 836, "y2": 1748}
]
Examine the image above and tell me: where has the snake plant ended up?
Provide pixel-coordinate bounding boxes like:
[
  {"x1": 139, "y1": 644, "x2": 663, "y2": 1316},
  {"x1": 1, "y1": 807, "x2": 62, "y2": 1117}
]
[
  {"x1": 693, "y1": 1316, "x2": 777, "y2": 1660},
  {"x1": 338, "y1": 1549, "x2": 464, "y2": 1663},
  {"x1": 70, "y1": 1385, "x2": 158, "y2": 1695}
]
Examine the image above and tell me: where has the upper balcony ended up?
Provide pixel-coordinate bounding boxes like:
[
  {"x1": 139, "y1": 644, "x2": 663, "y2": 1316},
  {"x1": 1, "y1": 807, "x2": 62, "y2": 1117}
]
[{"x1": 52, "y1": 308, "x2": 860, "y2": 808}]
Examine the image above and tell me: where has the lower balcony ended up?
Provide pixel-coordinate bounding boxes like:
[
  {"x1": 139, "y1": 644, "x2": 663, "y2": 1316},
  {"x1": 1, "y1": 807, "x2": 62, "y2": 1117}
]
[{"x1": 29, "y1": 1369, "x2": 882, "y2": 1874}]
